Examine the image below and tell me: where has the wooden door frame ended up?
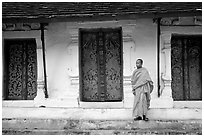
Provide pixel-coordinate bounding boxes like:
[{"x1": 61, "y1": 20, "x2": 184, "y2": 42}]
[
  {"x1": 78, "y1": 27, "x2": 124, "y2": 102},
  {"x1": 171, "y1": 34, "x2": 202, "y2": 101},
  {"x1": 3, "y1": 38, "x2": 37, "y2": 100}
]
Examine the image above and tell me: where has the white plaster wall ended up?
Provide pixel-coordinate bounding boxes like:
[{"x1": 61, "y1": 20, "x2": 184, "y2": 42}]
[
  {"x1": 46, "y1": 23, "x2": 72, "y2": 98},
  {"x1": 131, "y1": 19, "x2": 158, "y2": 98}
]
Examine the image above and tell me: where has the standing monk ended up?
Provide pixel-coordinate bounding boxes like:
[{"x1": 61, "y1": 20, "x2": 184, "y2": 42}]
[{"x1": 131, "y1": 59, "x2": 153, "y2": 121}]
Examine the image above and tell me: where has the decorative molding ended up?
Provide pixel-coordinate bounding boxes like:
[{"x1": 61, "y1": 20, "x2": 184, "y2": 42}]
[
  {"x1": 162, "y1": 43, "x2": 171, "y2": 50},
  {"x1": 161, "y1": 16, "x2": 202, "y2": 26},
  {"x1": 36, "y1": 39, "x2": 43, "y2": 49},
  {"x1": 70, "y1": 76, "x2": 79, "y2": 85},
  {"x1": 161, "y1": 34, "x2": 172, "y2": 81},
  {"x1": 37, "y1": 46, "x2": 43, "y2": 49},
  {"x1": 2, "y1": 23, "x2": 48, "y2": 31},
  {"x1": 160, "y1": 37, "x2": 172, "y2": 100},
  {"x1": 69, "y1": 28, "x2": 78, "y2": 44},
  {"x1": 159, "y1": 73, "x2": 165, "y2": 96},
  {"x1": 123, "y1": 34, "x2": 133, "y2": 42},
  {"x1": 37, "y1": 80, "x2": 45, "y2": 90},
  {"x1": 34, "y1": 80, "x2": 46, "y2": 102},
  {"x1": 195, "y1": 16, "x2": 202, "y2": 25},
  {"x1": 70, "y1": 35, "x2": 78, "y2": 43},
  {"x1": 122, "y1": 25, "x2": 135, "y2": 36},
  {"x1": 161, "y1": 48, "x2": 171, "y2": 80},
  {"x1": 160, "y1": 17, "x2": 178, "y2": 26},
  {"x1": 123, "y1": 76, "x2": 132, "y2": 86}
]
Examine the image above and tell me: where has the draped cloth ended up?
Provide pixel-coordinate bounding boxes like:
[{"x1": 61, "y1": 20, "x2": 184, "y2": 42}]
[{"x1": 131, "y1": 67, "x2": 153, "y2": 118}]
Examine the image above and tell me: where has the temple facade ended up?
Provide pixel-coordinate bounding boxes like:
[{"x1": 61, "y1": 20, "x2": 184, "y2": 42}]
[{"x1": 2, "y1": 3, "x2": 202, "y2": 119}]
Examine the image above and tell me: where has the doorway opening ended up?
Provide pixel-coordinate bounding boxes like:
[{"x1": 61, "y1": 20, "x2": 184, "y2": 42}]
[
  {"x1": 171, "y1": 35, "x2": 202, "y2": 101},
  {"x1": 79, "y1": 28, "x2": 123, "y2": 102},
  {"x1": 3, "y1": 39, "x2": 37, "y2": 100}
]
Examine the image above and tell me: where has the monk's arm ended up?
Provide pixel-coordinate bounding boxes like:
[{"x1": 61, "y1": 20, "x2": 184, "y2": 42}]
[{"x1": 149, "y1": 81, "x2": 154, "y2": 93}]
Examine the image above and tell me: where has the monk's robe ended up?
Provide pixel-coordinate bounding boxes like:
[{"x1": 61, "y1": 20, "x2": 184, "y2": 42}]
[{"x1": 131, "y1": 67, "x2": 153, "y2": 118}]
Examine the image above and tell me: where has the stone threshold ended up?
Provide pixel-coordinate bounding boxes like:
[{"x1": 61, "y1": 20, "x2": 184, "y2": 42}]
[{"x1": 79, "y1": 101, "x2": 124, "y2": 108}]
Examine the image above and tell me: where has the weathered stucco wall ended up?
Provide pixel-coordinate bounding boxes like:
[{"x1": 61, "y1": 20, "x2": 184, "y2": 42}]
[
  {"x1": 2, "y1": 19, "x2": 158, "y2": 102},
  {"x1": 43, "y1": 19, "x2": 158, "y2": 100}
]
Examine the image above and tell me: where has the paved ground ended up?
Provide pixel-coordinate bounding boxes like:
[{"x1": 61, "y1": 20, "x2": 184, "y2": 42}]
[{"x1": 2, "y1": 119, "x2": 202, "y2": 135}]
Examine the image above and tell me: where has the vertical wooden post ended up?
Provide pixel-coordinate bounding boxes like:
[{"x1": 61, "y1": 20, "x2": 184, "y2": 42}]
[
  {"x1": 40, "y1": 23, "x2": 48, "y2": 98},
  {"x1": 157, "y1": 18, "x2": 161, "y2": 97}
]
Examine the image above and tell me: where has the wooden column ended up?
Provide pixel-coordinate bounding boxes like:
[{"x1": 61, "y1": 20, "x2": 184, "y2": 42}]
[
  {"x1": 40, "y1": 23, "x2": 48, "y2": 98},
  {"x1": 157, "y1": 18, "x2": 161, "y2": 97}
]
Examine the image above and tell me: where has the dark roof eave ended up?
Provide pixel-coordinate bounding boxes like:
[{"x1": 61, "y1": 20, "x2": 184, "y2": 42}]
[{"x1": 2, "y1": 10, "x2": 202, "y2": 23}]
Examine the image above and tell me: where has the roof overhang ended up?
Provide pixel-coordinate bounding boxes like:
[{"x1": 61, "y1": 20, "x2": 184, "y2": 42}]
[{"x1": 2, "y1": 10, "x2": 202, "y2": 23}]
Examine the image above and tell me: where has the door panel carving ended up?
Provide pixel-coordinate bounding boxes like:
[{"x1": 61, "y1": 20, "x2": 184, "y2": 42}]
[
  {"x1": 187, "y1": 38, "x2": 202, "y2": 100},
  {"x1": 104, "y1": 31, "x2": 123, "y2": 101},
  {"x1": 171, "y1": 38, "x2": 184, "y2": 100},
  {"x1": 80, "y1": 28, "x2": 123, "y2": 102},
  {"x1": 171, "y1": 35, "x2": 202, "y2": 101},
  {"x1": 7, "y1": 43, "x2": 24, "y2": 100},
  {"x1": 27, "y1": 42, "x2": 37, "y2": 99},
  {"x1": 80, "y1": 32, "x2": 99, "y2": 101},
  {"x1": 4, "y1": 39, "x2": 37, "y2": 100}
]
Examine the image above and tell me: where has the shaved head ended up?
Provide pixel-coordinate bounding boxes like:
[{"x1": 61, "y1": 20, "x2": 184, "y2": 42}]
[
  {"x1": 136, "y1": 59, "x2": 143, "y2": 69},
  {"x1": 137, "y1": 59, "x2": 143, "y2": 65}
]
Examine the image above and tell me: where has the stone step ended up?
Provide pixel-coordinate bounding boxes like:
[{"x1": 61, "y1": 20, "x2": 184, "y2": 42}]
[
  {"x1": 2, "y1": 119, "x2": 202, "y2": 135},
  {"x1": 2, "y1": 129, "x2": 202, "y2": 135},
  {"x1": 2, "y1": 107, "x2": 202, "y2": 120}
]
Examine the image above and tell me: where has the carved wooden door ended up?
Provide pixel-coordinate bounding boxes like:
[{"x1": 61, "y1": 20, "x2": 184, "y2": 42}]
[
  {"x1": 171, "y1": 35, "x2": 202, "y2": 101},
  {"x1": 4, "y1": 39, "x2": 37, "y2": 100},
  {"x1": 79, "y1": 28, "x2": 123, "y2": 102}
]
